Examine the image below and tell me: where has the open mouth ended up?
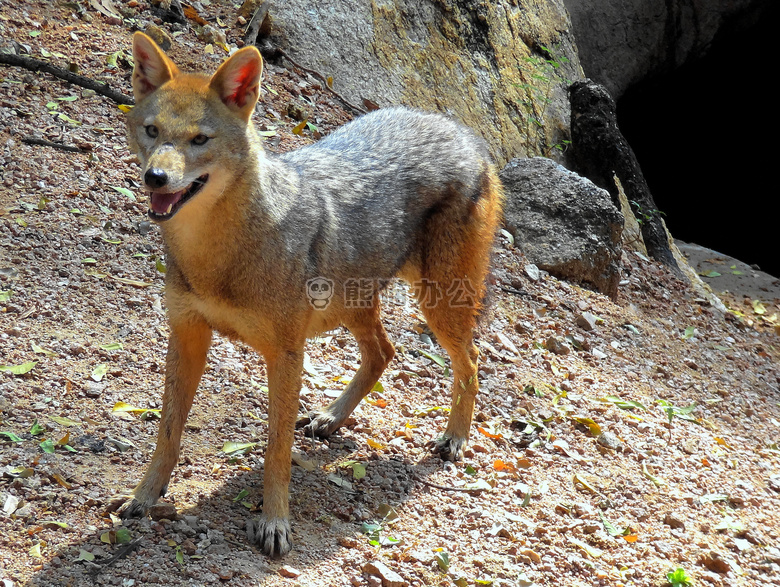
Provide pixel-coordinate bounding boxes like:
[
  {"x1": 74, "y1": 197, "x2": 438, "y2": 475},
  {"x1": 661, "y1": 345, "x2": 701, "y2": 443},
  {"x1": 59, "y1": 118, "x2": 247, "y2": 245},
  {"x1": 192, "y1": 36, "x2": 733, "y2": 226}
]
[{"x1": 147, "y1": 174, "x2": 209, "y2": 221}]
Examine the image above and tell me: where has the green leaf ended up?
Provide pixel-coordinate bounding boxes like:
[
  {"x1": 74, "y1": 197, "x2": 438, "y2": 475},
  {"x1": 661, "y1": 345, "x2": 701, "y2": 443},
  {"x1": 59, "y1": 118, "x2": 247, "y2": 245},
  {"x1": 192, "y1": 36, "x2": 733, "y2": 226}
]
[
  {"x1": 100, "y1": 342, "x2": 124, "y2": 351},
  {"x1": 41, "y1": 519, "x2": 69, "y2": 529},
  {"x1": 90, "y1": 363, "x2": 108, "y2": 381},
  {"x1": 0, "y1": 290, "x2": 12, "y2": 302},
  {"x1": 700, "y1": 270, "x2": 721, "y2": 278},
  {"x1": 57, "y1": 112, "x2": 81, "y2": 126},
  {"x1": 221, "y1": 441, "x2": 257, "y2": 455},
  {"x1": 77, "y1": 549, "x2": 95, "y2": 562},
  {"x1": 49, "y1": 415, "x2": 80, "y2": 427},
  {"x1": 0, "y1": 431, "x2": 23, "y2": 442},
  {"x1": 115, "y1": 528, "x2": 132, "y2": 544},
  {"x1": 434, "y1": 550, "x2": 450, "y2": 572},
  {"x1": 32, "y1": 343, "x2": 58, "y2": 357},
  {"x1": 111, "y1": 186, "x2": 136, "y2": 201},
  {"x1": 667, "y1": 567, "x2": 692, "y2": 586},
  {"x1": 30, "y1": 419, "x2": 45, "y2": 436},
  {"x1": 342, "y1": 460, "x2": 367, "y2": 480},
  {"x1": 752, "y1": 299, "x2": 766, "y2": 315},
  {"x1": 418, "y1": 349, "x2": 447, "y2": 368},
  {"x1": 39, "y1": 438, "x2": 56, "y2": 453},
  {"x1": 0, "y1": 361, "x2": 37, "y2": 375},
  {"x1": 233, "y1": 488, "x2": 250, "y2": 502},
  {"x1": 599, "y1": 395, "x2": 647, "y2": 411},
  {"x1": 682, "y1": 326, "x2": 696, "y2": 340},
  {"x1": 155, "y1": 257, "x2": 167, "y2": 274},
  {"x1": 175, "y1": 545, "x2": 184, "y2": 565}
]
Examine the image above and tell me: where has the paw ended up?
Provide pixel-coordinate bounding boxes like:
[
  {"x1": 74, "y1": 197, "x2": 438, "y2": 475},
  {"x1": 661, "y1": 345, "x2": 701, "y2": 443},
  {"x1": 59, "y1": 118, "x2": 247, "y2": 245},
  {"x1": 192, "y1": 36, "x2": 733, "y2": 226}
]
[
  {"x1": 426, "y1": 434, "x2": 466, "y2": 462},
  {"x1": 296, "y1": 411, "x2": 341, "y2": 438},
  {"x1": 105, "y1": 494, "x2": 151, "y2": 519},
  {"x1": 246, "y1": 515, "x2": 292, "y2": 558}
]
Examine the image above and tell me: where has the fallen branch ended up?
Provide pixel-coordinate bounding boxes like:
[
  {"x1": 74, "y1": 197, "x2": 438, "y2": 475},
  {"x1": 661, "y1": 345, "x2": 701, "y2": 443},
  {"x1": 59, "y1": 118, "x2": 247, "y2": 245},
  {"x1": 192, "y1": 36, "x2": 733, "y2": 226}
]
[{"x1": 0, "y1": 52, "x2": 134, "y2": 105}]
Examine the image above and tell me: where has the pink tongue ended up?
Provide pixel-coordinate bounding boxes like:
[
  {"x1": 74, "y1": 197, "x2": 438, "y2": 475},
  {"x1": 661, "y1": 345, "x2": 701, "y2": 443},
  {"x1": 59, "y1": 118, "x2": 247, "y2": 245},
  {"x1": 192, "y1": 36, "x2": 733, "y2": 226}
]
[{"x1": 150, "y1": 190, "x2": 184, "y2": 214}]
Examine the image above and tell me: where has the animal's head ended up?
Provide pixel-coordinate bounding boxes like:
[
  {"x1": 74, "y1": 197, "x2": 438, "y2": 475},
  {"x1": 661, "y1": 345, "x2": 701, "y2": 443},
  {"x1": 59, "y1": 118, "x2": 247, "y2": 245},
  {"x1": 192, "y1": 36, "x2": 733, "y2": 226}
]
[{"x1": 126, "y1": 32, "x2": 263, "y2": 222}]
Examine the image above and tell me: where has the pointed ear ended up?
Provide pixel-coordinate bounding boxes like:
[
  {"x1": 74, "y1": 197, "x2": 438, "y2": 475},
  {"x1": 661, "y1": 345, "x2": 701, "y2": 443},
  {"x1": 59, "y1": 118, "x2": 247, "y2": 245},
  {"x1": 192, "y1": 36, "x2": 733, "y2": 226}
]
[
  {"x1": 132, "y1": 32, "x2": 179, "y2": 102},
  {"x1": 209, "y1": 46, "x2": 263, "y2": 120}
]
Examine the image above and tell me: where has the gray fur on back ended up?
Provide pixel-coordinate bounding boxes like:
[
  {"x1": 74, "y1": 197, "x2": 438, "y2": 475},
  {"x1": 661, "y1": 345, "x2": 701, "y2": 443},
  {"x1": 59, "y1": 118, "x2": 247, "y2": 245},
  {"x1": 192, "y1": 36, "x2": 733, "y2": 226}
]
[{"x1": 262, "y1": 107, "x2": 492, "y2": 281}]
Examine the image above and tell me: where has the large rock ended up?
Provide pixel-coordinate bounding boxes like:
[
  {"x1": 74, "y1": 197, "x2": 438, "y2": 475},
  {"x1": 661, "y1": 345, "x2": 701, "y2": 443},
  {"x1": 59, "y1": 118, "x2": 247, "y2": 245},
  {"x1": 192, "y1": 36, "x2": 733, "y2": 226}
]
[
  {"x1": 563, "y1": 0, "x2": 774, "y2": 100},
  {"x1": 500, "y1": 157, "x2": 623, "y2": 298},
  {"x1": 569, "y1": 79, "x2": 681, "y2": 275},
  {"x1": 258, "y1": 0, "x2": 584, "y2": 166}
]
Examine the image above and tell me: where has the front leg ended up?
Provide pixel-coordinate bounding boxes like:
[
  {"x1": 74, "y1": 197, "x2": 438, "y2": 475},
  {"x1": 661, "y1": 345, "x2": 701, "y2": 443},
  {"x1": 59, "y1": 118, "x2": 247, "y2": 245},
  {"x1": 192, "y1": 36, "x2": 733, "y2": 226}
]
[
  {"x1": 247, "y1": 347, "x2": 303, "y2": 557},
  {"x1": 111, "y1": 314, "x2": 212, "y2": 517}
]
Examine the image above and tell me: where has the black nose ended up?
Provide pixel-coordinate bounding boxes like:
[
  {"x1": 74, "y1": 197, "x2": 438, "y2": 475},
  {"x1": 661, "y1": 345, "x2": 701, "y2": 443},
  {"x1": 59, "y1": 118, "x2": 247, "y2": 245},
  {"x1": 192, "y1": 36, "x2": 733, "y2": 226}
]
[{"x1": 144, "y1": 168, "x2": 168, "y2": 189}]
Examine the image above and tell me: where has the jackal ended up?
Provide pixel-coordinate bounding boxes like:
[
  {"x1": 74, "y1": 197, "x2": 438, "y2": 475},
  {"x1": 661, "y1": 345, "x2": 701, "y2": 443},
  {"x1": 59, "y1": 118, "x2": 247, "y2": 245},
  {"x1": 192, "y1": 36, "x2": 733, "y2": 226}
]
[{"x1": 113, "y1": 32, "x2": 504, "y2": 557}]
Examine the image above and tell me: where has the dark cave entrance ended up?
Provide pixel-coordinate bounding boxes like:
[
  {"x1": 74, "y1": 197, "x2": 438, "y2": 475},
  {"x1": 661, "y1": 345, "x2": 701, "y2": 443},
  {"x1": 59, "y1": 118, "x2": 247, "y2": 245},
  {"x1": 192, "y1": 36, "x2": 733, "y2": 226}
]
[{"x1": 616, "y1": 6, "x2": 778, "y2": 278}]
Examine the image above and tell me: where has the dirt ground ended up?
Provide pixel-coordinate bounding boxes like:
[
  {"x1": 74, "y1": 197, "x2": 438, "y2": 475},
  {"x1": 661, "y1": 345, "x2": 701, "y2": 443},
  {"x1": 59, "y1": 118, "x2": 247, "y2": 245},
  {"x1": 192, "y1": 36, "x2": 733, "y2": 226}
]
[{"x1": 1, "y1": 2, "x2": 780, "y2": 587}]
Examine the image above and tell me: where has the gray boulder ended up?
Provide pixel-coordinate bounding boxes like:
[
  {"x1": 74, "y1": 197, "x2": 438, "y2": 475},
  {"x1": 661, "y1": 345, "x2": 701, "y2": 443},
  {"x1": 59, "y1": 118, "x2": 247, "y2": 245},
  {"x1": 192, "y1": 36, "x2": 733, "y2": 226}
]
[{"x1": 500, "y1": 157, "x2": 623, "y2": 298}]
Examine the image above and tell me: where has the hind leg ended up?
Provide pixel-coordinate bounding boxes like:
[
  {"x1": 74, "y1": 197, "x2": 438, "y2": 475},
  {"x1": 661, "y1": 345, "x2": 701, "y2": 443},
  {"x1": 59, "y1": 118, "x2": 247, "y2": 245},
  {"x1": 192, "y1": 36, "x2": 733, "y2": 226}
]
[
  {"x1": 298, "y1": 297, "x2": 394, "y2": 437},
  {"x1": 411, "y1": 172, "x2": 501, "y2": 460},
  {"x1": 419, "y1": 297, "x2": 481, "y2": 461}
]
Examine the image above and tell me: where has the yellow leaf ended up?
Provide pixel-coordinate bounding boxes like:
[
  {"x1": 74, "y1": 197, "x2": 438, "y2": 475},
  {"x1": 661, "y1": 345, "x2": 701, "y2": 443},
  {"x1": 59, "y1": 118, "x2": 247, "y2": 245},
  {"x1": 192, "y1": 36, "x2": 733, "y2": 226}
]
[
  {"x1": 292, "y1": 119, "x2": 307, "y2": 135},
  {"x1": 367, "y1": 438, "x2": 385, "y2": 450},
  {"x1": 117, "y1": 104, "x2": 133, "y2": 112}
]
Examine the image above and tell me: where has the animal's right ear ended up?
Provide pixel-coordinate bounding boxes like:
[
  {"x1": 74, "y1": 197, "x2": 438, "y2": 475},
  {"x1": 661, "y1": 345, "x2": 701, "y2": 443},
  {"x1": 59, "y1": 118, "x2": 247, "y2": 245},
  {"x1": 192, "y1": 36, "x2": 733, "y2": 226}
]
[{"x1": 131, "y1": 32, "x2": 179, "y2": 102}]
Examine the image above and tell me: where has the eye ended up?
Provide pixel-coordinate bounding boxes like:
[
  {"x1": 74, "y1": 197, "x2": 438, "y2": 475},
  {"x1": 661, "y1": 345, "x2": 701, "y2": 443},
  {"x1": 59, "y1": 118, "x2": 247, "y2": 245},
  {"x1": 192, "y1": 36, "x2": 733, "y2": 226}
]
[
  {"x1": 145, "y1": 125, "x2": 158, "y2": 138},
  {"x1": 192, "y1": 134, "x2": 210, "y2": 146}
]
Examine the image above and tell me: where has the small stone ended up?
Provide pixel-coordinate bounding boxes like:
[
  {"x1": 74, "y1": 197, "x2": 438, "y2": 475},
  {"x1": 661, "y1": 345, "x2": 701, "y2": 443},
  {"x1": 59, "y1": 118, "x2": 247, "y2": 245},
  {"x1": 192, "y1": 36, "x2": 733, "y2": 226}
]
[
  {"x1": 597, "y1": 431, "x2": 622, "y2": 451},
  {"x1": 698, "y1": 550, "x2": 731, "y2": 574},
  {"x1": 524, "y1": 264, "x2": 541, "y2": 281},
  {"x1": 149, "y1": 503, "x2": 178, "y2": 521},
  {"x1": 362, "y1": 560, "x2": 407, "y2": 587},
  {"x1": 278, "y1": 565, "x2": 301, "y2": 578},
  {"x1": 663, "y1": 513, "x2": 685, "y2": 530},
  {"x1": 545, "y1": 336, "x2": 570, "y2": 355},
  {"x1": 180, "y1": 538, "x2": 197, "y2": 555},
  {"x1": 519, "y1": 548, "x2": 542, "y2": 564},
  {"x1": 576, "y1": 312, "x2": 598, "y2": 331}
]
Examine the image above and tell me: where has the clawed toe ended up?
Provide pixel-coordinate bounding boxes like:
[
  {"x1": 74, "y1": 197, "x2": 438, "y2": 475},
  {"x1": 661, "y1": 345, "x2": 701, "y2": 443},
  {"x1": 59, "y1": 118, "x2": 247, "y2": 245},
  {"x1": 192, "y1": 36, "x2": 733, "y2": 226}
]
[
  {"x1": 247, "y1": 516, "x2": 292, "y2": 558},
  {"x1": 426, "y1": 434, "x2": 466, "y2": 462},
  {"x1": 296, "y1": 411, "x2": 340, "y2": 438}
]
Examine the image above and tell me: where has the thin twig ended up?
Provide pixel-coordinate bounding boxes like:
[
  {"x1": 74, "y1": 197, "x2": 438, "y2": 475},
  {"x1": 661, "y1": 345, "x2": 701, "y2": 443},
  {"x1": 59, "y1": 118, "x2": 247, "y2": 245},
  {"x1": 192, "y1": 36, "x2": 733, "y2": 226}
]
[
  {"x1": 85, "y1": 537, "x2": 143, "y2": 577},
  {"x1": 0, "y1": 52, "x2": 134, "y2": 105},
  {"x1": 275, "y1": 48, "x2": 367, "y2": 115},
  {"x1": 413, "y1": 471, "x2": 486, "y2": 494},
  {"x1": 21, "y1": 136, "x2": 86, "y2": 153}
]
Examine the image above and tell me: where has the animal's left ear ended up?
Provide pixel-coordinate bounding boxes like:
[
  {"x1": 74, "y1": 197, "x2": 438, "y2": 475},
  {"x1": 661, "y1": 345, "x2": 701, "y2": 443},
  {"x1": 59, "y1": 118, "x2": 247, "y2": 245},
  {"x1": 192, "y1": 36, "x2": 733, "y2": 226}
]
[{"x1": 209, "y1": 46, "x2": 263, "y2": 121}]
